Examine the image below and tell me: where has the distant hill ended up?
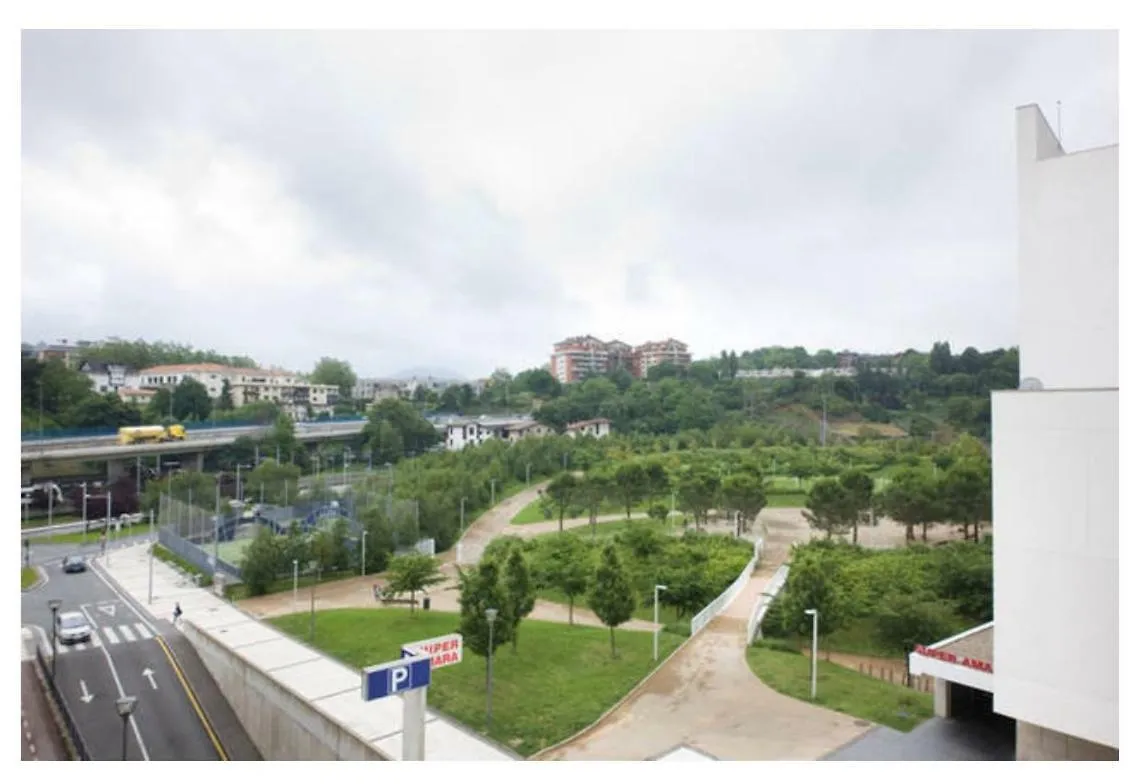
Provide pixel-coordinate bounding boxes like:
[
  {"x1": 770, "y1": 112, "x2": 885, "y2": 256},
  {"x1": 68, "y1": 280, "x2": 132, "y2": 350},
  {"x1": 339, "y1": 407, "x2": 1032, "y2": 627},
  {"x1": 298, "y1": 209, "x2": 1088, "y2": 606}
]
[{"x1": 385, "y1": 366, "x2": 465, "y2": 381}]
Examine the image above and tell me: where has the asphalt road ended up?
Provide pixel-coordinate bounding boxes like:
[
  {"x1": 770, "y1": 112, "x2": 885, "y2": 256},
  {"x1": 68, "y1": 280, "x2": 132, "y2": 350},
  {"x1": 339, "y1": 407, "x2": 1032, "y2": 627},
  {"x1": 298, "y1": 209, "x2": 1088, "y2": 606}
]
[{"x1": 21, "y1": 553, "x2": 258, "y2": 761}]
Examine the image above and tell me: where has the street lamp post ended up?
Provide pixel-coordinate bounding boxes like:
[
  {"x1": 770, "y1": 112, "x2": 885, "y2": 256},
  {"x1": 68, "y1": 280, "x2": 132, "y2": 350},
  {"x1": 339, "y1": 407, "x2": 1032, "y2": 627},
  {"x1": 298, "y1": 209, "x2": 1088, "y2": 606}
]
[
  {"x1": 47, "y1": 598, "x2": 62, "y2": 679},
  {"x1": 214, "y1": 476, "x2": 221, "y2": 565},
  {"x1": 115, "y1": 695, "x2": 138, "y2": 760},
  {"x1": 653, "y1": 584, "x2": 667, "y2": 661},
  {"x1": 804, "y1": 608, "x2": 820, "y2": 700},
  {"x1": 292, "y1": 559, "x2": 299, "y2": 614},
  {"x1": 525, "y1": 463, "x2": 531, "y2": 486},
  {"x1": 485, "y1": 608, "x2": 498, "y2": 733},
  {"x1": 360, "y1": 531, "x2": 368, "y2": 577},
  {"x1": 148, "y1": 510, "x2": 155, "y2": 605},
  {"x1": 490, "y1": 478, "x2": 497, "y2": 507},
  {"x1": 48, "y1": 481, "x2": 54, "y2": 526}
]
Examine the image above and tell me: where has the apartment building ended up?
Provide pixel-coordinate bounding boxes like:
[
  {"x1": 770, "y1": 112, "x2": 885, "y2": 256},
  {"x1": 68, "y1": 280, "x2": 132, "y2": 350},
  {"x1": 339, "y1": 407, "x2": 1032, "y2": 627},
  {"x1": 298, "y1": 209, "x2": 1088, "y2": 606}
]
[
  {"x1": 551, "y1": 335, "x2": 691, "y2": 383},
  {"x1": 737, "y1": 367, "x2": 858, "y2": 380},
  {"x1": 352, "y1": 378, "x2": 403, "y2": 403},
  {"x1": 137, "y1": 363, "x2": 339, "y2": 420},
  {"x1": 909, "y1": 104, "x2": 1118, "y2": 760}
]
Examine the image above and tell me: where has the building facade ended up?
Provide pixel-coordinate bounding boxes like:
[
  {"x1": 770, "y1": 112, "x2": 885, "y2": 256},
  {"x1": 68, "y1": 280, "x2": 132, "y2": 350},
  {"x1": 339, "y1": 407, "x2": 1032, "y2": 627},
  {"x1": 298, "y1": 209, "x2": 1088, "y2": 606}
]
[
  {"x1": 565, "y1": 418, "x2": 612, "y2": 439},
  {"x1": 137, "y1": 363, "x2": 339, "y2": 420},
  {"x1": 909, "y1": 104, "x2": 1118, "y2": 760},
  {"x1": 443, "y1": 415, "x2": 550, "y2": 451},
  {"x1": 77, "y1": 361, "x2": 136, "y2": 394},
  {"x1": 550, "y1": 335, "x2": 691, "y2": 383}
]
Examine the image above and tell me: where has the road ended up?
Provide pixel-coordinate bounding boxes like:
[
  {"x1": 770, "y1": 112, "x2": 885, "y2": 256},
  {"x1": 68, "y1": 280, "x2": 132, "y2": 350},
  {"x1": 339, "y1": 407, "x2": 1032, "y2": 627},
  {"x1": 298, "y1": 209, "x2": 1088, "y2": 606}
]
[{"x1": 20, "y1": 550, "x2": 259, "y2": 761}]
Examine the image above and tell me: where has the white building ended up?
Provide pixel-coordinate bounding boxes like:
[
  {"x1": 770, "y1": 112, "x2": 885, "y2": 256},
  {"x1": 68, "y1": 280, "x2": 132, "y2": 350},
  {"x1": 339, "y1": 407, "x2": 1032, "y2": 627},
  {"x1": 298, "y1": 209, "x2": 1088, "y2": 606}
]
[
  {"x1": 77, "y1": 360, "x2": 136, "y2": 393},
  {"x1": 353, "y1": 378, "x2": 403, "y2": 403},
  {"x1": 565, "y1": 418, "x2": 611, "y2": 438},
  {"x1": 136, "y1": 363, "x2": 339, "y2": 420},
  {"x1": 443, "y1": 415, "x2": 545, "y2": 451},
  {"x1": 909, "y1": 104, "x2": 1118, "y2": 760}
]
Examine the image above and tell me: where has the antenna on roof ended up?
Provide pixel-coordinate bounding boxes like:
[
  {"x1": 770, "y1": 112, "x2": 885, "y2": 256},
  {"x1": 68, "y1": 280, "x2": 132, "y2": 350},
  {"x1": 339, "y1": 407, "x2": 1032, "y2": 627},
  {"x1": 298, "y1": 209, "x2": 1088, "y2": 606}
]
[{"x1": 1056, "y1": 100, "x2": 1063, "y2": 144}]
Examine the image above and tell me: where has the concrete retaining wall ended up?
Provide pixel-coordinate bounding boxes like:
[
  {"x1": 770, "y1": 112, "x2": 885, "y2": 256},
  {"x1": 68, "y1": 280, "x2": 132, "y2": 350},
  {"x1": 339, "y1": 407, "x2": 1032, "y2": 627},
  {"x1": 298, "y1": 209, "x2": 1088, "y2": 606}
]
[{"x1": 180, "y1": 619, "x2": 387, "y2": 762}]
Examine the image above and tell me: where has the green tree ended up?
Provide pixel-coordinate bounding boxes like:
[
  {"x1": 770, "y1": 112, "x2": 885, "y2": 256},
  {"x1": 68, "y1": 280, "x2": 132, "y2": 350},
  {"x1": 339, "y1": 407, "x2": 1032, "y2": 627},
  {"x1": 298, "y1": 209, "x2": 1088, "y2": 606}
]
[
  {"x1": 588, "y1": 542, "x2": 637, "y2": 658},
  {"x1": 613, "y1": 461, "x2": 647, "y2": 520},
  {"x1": 677, "y1": 470, "x2": 720, "y2": 528},
  {"x1": 940, "y1": 458, "x2": 992, "y2": 542},
  {"x1": 386, "y1": 553, "x2": 446, "y2": 615},
  {"x1": 457, "y1": 558, "x2": 513, "y2": 659},
  {"x1": 246, "y1": 459, "x2": 302, "y2": 505},
  {"x1": 778, "y1": 545, "x2": 852, "y2": 640},
  {"x1": 721, "y1": 472, "x2": 767, "y2": 537},
  {"x1": 502, "y1": 544, "x2": 536, "y2": 652},
  {"x1": 266, "y1": 412, "x2": 298, "y2": 463},
  {"x1": 802, "y1": 478, "x2": 851, "y2": 540},
  {"x1": 364, "y1": 398, "x2": 439, "y2": 461},
  {"x1": 310, "y1": 357, "x2": 358, "y2": 400},
  {"x1": 216, "y1": 378, "x2": 235, "y2": 411},
  {"x1": 172, "y1": 377, "x2": 213, "y2": 421},
  {"x1": 539, "y1": 534, "x2": 592, "y2": 624},
  {"x1": 875, "y1": 466, "x2": 940, "y2": 542},
  {"x1": 838, "y1": 469, "x2": 875, "y2": 545},
  {"x1": 239, "y1": 526, "x2": 285, "y2": 597},
  {"x1": 576, "y1": 468, "x2": 612, "y2": 539},
  {"x1": 646, "y1": 501, "x2": 670, "y2": 525},
  {"x1": 545, "y1": 472, "x2": 580, "y2": 533}
]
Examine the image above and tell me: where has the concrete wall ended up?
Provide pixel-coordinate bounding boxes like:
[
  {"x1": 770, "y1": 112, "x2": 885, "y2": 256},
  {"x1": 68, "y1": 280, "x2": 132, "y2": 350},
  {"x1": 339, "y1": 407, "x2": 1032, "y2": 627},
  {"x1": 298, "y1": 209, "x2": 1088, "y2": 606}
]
[
  {"x1": 1016, "y1": 721, "x2": 1118, "y2": 761},
  {"x1": 1015, "y1": 104, "x2": 1119, "y2": 390},
  {"x1": 180, "y1": 619, "x2": 387, "y2": 762},
  {"x1": 991, "y1": 389, "x2": 1118, "y2": 749}
]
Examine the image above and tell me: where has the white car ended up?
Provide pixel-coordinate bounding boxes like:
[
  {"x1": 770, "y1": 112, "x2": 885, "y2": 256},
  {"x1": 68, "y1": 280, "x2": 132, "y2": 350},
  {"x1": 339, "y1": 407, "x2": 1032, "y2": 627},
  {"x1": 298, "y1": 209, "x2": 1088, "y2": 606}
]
[{"x1": 56, "y1": 611, "x2": 92, "y2": 644}]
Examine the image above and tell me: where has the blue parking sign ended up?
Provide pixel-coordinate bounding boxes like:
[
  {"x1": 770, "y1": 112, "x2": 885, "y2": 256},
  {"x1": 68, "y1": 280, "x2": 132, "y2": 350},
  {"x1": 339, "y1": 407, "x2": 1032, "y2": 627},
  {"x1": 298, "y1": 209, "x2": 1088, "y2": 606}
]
[{"x1": 361, "y1": 654, "x2": 432, "y2": 701}]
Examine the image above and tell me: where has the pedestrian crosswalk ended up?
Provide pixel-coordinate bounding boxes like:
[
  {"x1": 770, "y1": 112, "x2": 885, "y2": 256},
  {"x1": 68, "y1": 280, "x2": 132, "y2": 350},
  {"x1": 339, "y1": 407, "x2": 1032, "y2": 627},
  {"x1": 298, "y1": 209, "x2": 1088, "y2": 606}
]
[{"x1": 37, "y1": 623, "x2": 156, "y2": 655}]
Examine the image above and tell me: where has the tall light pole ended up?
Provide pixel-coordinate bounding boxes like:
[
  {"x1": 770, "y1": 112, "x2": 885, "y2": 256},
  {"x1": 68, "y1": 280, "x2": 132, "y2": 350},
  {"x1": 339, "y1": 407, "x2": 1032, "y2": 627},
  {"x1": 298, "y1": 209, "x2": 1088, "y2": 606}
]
[
  {"x1": 653, "y1": 584, "x2": 667, "y2": 661},
  {"x1": 360, "y1": 530, "x2": 368, "y2": 577},
  {"x1": 214, "y1": 475, "x2": 222, "y2": 564},
  {"x1": 805, "y1": 608, "x2": 820, "y2": 700},
  {"x1": 292, "y1": 559, "x2": 299, "y2": 614},
  {"x1": 135, "y1": 456, "x2": 142, "y2": 499},
  {"x1": 115, "y1": 696, "x2": 137, "y2": 760},
  {"x1": 490, "y1": 478, "x2": 497, "y2": 507},
  {"x1": 148, "y1": 510, "x2": 155, "y2": 605},
  {"x1": 47, "y1": 482, "x2": 54, "y2": 526},
  {"x1": 459, "y1": 496, "x2": 467, "y2": 538},
  {"x1": 525, "y1": 463, "x2": 532, "y2": 485},
  {"x1": 485, "y1": 608, "x2": 498, "y2": 733},
  {"x1": 38, "y1": 379, "x2": 44, "y2": 438},
  {"x1": 47, "y1": 598, "x2": 62, "y2": 678}
]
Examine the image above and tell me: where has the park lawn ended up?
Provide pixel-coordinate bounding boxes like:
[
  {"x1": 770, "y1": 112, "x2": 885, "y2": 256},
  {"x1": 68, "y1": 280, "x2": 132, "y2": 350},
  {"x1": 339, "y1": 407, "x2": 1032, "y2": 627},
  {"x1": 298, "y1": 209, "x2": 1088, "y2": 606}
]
[
  {"x1": 21, "y1": 566, "x2": 39, "y2": 590},
  {"x1": 745, "y1": 639, "x2": 932, "y2": 733},
  {"x1": 767, "y1": 492, "x2": 807, "y2": 508},
  {"x1": 270, "y1": 608, "x2": 685, "y2": 757},
  {"x1": 35, "y1": 521, "x2": 152, "y2": 545}
]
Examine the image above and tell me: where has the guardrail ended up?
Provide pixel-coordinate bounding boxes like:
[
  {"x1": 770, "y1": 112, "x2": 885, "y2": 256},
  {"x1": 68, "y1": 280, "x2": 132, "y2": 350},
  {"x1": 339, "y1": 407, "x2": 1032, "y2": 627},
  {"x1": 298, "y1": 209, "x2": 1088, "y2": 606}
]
[
  {"x1": 745, "y1": 564, "x2": 790, "y2": 646},
  {"x1": 34, "y1": 644, "x2": 91, "y2": 760},
  {"x1": 689, "y1": 535, "x2": 763, "y2": 637}
]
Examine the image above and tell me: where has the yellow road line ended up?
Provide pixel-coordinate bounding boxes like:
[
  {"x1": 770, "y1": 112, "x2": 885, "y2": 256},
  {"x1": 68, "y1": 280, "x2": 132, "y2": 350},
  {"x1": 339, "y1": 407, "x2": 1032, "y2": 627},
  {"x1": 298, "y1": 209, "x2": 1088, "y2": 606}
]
[{"x1": 155, "y1": 636, "x2": 229, "y2": 761}]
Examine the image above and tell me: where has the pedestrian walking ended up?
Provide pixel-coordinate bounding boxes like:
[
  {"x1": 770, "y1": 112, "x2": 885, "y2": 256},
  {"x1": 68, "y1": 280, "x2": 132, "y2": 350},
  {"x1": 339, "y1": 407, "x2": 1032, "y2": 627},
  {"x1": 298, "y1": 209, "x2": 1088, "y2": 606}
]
[{"x1": 173, "y1": 602, "x2": 183, "y2": 625}]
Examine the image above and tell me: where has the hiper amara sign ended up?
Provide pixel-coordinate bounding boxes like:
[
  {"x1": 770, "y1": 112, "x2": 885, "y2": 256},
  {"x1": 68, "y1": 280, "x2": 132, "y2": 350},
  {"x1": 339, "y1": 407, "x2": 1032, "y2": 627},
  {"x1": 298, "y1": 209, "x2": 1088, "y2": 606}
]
[
  {"x1": 914, "y1": 644, "x2": 994, "y2": 673},
  {"x1": 401, "y1": 633, "x2": 463, "y2": 669}
]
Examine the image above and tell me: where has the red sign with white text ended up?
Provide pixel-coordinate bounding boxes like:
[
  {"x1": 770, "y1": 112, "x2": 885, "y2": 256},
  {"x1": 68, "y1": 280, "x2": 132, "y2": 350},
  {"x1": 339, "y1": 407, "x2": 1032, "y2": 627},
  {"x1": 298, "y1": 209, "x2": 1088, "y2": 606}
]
[
  {"x1": 402, "y1": 633, "x2": 463, "y2": 669},
  {"x1": 914, "y1": 644, "x2": 993, "y2": 673}
]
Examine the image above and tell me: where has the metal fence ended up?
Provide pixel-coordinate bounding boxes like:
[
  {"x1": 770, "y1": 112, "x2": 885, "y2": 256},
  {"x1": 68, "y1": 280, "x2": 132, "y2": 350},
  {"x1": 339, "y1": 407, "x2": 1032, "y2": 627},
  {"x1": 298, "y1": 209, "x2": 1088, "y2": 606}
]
[
  {"x1": 157, "y1": 525, "x2": 243, "y2": 581},
  {"x1": 690, "y1": 536, "x2": 764, "y2": 636},
  {"x1": 21, "y1": 413, "x2": 372, "y2": 442},
  {"x1": 745, "y1": 564, "x2": 790, "y2": 645},
  {"x1": 34, "y1": 645, "x2": 91, "y2": 760}
]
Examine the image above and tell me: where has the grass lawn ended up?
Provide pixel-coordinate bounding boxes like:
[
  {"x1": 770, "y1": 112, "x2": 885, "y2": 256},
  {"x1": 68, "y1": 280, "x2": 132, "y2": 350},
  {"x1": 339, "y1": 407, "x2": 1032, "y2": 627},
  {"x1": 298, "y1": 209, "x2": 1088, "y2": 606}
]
[
  {"x1": 34, "y1": 521, "x2": 152, "y2": 545},
  {"x1": 21, "y1": 566, "x2": 39, "y2": 590},
  {"x1": 270, "y1": 608, "x2": 685, "y2": 757},
  {"x1": 767, "y1": 492, "x2": 807, "y2": 508},
  {"x1": 745, "y1": 639, "x2": 932, "y2": 732},
  {"x1": 511, "y1": 495, "x2": 673, "y2": 525}
]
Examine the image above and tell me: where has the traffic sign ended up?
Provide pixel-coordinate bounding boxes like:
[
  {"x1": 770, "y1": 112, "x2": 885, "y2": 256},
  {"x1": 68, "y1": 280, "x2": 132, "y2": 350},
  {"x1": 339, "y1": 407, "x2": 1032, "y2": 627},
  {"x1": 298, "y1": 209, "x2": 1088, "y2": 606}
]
[
  {"x1": 400, "y1": 633, "x2": 463, "y2": 669},
  {"x1": 361, "y1": 654, "x2": 431, "y2": 701}
]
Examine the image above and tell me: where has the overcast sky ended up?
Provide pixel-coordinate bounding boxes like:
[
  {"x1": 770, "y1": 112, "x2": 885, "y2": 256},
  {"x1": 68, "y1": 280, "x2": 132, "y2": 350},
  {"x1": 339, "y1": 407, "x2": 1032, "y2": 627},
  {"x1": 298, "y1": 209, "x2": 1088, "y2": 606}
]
[{"x1": 21, "y1": 30, "x2": 1118, "y2": 379}]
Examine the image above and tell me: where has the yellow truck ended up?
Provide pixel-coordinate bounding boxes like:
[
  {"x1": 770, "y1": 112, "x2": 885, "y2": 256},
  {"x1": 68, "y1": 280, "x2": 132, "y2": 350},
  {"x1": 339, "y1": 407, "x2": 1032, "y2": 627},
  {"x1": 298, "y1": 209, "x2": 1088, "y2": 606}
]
[{"x1": 117, "y1": 424, "x2": 187, "y2": 445}]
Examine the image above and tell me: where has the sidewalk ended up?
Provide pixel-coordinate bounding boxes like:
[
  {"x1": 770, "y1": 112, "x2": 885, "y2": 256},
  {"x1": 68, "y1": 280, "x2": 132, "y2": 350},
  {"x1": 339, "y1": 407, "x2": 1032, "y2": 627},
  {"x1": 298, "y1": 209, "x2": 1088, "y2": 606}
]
[
  {"x1": 20, "y1": 658, "x2": 69, "y2": 761},
  {"x1": 97, "y1": 543, "x2": 517, "y2": 761},
  {"x1": 535, "y1": 508, "x2": 870, "y2": 761}
]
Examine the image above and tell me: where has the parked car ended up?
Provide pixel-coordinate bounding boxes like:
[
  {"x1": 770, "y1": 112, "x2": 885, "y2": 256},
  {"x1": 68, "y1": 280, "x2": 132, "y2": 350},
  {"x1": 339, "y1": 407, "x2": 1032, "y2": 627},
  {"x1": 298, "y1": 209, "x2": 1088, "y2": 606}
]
[
  {"x1": 62, "y1": 555, "x2": 86, "y2": 574},
  {"x1": 56, "y1": 611, "x2": 92, "y2": 644}
]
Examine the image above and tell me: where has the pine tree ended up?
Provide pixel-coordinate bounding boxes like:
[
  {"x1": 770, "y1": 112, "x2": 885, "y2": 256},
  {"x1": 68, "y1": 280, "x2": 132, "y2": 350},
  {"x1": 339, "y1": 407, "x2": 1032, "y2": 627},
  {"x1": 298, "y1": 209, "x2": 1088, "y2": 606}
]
[{"x1": 588, "y1": 542, "x2": 636, "y2": 658}]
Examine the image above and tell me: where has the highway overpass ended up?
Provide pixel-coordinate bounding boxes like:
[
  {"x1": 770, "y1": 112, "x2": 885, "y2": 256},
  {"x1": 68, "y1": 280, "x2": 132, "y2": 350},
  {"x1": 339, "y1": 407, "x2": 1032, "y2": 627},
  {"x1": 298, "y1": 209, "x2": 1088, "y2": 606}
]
[{"x1": 20, "y1": 420, "x2": 374, "y2": 484}]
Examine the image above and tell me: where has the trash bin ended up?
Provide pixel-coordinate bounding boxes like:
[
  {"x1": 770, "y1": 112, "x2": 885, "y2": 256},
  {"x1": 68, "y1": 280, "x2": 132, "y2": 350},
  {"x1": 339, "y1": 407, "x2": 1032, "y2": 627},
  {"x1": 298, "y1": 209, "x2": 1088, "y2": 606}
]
[{"x1": 422, "y1": 596, "x2": 431, "y2": 611}]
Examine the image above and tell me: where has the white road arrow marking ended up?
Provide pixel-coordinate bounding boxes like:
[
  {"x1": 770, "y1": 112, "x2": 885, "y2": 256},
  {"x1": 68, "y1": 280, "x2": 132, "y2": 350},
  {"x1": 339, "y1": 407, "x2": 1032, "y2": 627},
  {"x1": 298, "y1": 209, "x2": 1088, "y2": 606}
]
[
  {"x1": 79, "y1": 680, "x2": 93, "y2": 704},
  {"x1": 142, "y1": 668, "x2": 157, "y2": 690},
  {"x1": 96, "y1": 604, "x2": 116, "y2": 618}
]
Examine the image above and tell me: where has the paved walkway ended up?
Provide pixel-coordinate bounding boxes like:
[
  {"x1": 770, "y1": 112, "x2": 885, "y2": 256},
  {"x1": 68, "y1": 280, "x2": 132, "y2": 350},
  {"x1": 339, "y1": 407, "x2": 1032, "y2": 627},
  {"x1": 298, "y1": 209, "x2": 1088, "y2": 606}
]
[
  {"x1": 20, "y1": 656, "x2": 69, "y2": 761},
  {"x1": 535, "y1": 508, "x2": 870, "y2": 761}
]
